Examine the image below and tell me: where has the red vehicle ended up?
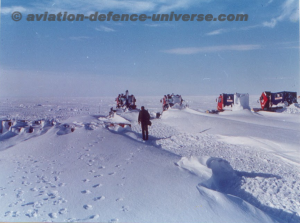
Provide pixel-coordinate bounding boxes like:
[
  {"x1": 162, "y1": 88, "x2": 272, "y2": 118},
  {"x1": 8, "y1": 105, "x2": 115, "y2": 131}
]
[
  {"x1": 259, "y1": 91, "x2": 297, "y2": 110},
  {"x1": 217, "y1": 94, "x2": 234, "y2": 111}
]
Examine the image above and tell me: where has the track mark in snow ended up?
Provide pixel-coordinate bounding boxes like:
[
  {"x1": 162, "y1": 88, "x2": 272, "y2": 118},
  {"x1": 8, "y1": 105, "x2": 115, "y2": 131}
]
[
  {"x1": 81, "y1": 190, "x2": 91, "y2": 194},
  {"x1": 52, "y1": 197, "x2": 67, "y2": 205},
  {"x1": 21, "y1": 202, "x2": 35, "y2": 207},
  {"x1": 16, "y1": 190, "x2": 24, "y2": 198},
  {"x1": 5, "y1": 211, "x2": 20, "y2": 217},
  {"x1": 59, "y1": 208, "x2": 68, "y2": 214},
  {"x1": 92, "y1": 184, "x2": 102, "y2": 188},
  {"x1": 47, "y1": 190, "x2": 59, "y2": 199},
  {"x1": 48, "y1": 212, "x2": 58, "y2": 218},
  {"x1": 26, "y1": 209, "x2": 38, "y2": 218},
  {"x1": 4, "y1": 211, "x2": 11, "y2": 217},
  {"x1": 93, "y1": 196, "x2": 105, "y2": 201},
  {"x1": 66, "y1": 217, "x2": 78, "y2": 222},
  {"x1": 94, "y1": 174, "x2": 103, "y2": 178},
  {"x1": 121, "y1": 205, "x2": 130, "y2": 212},
  {"x1": 83, "y1": 204, "x2": 93, "y2": 210},
  {"x1": 90, "y1": 214, "x2": 99, "y2": 219}
]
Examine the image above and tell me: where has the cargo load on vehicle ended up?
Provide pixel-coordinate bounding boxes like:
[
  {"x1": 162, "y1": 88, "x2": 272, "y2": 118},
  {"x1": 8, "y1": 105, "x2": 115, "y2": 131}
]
[
  {"x1": 258, "y1": 91, "x2": 297, "y2": 110},
  {"x1": 217, "y1": 93, "x2": 250, "y2": 111},
  {"x1": 160, "y1": 94, "x2": 187, "y2": 111}
]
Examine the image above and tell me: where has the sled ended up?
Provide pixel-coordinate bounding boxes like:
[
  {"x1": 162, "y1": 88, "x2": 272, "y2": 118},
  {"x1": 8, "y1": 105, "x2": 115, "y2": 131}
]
[
  {"x1": 206, "y1": 110, "x2": 219, "y2": 114},
  {"x1": 251, "y1": 107, "x2": 283, "y2": 113}
]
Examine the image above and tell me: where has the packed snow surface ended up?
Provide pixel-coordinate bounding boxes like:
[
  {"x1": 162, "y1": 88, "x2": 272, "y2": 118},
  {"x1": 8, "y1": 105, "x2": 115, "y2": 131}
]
[{"x1": 0, "y1": 96, "x2": 299, "y2": 223}]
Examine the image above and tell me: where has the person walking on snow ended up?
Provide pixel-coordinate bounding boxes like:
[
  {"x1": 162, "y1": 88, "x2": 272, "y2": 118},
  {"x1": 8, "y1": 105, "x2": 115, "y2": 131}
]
[{"x1": 138, "y1": 106, "x2": 150, "y2": 140}]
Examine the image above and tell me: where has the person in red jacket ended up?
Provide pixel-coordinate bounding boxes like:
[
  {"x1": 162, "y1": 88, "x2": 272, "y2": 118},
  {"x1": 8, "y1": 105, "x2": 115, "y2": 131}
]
[{"x1": 138, "y1": 106, "x2": 150, "y2": 140}]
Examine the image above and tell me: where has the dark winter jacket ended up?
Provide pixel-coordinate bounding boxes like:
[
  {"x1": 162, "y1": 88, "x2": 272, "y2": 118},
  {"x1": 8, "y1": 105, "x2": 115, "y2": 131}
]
[{"x1": 138, "y1": 109, "x2": 150, "y2": 124}]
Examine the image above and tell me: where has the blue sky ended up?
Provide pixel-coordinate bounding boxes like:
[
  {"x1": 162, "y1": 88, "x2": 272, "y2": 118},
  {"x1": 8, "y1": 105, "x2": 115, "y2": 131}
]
[{"x1": 0, "y1": 0, "x2": 299, "y2": 97}]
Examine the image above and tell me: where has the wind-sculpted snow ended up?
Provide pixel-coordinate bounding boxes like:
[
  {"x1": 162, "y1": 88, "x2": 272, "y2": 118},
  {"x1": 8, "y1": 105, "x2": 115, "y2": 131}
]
[
  {"x1": 179, "y1": 156, "x2": 299, "y2": 223},
  {"x1": 0, "y1": 96, "x2": 299, "y2": 222},
  {"x1": 157, "y1": 133, "x2": 300, "y2": 220}
]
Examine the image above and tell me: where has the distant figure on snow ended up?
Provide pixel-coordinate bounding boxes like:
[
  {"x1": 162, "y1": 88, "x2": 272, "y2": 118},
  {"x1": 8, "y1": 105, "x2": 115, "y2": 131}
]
[{"x1": 138, "y1": 106, "x2": 151, "y2": 141}]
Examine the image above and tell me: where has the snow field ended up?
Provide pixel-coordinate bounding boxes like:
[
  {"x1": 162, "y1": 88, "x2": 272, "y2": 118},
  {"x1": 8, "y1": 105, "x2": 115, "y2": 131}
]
[{"x1": 0, "y1": 96, "x2": 299, "y2": 222}]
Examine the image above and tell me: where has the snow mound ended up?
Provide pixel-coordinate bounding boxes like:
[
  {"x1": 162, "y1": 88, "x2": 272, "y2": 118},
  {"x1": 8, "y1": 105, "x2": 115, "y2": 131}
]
[
  {"x1": 196, "y1": 186, "x2": 274, "y2": 223},
  {"x1": 0, "y1": 119, "x2": 56, "y2": 150},
  {"x1": 178, "y1": 156, "x2": 299, "y2": 223},
  {"x1": 277, "y1": 103, "x2": 300, "y2": 114},
  {"x1": 99, "y1": 114, "x2": 131, "y2": 124},
  {"x1": 176, "y1": 156, "x2": 212, "y2": 179}
]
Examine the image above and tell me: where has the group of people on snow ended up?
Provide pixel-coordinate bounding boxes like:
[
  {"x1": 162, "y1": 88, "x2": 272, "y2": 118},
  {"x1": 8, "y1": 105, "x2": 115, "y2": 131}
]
[{"x1": 115, "y1": 90, "x2": 136, "y2": 109}]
